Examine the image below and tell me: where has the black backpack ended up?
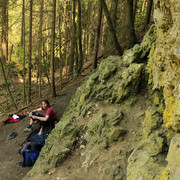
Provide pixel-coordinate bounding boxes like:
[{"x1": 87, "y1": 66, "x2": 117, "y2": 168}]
[{"x1": 19, "y1": 142, "x2": 40, "y2": 167}]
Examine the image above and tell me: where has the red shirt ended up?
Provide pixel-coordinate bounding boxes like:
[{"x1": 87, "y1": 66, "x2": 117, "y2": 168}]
[{"x1": 41, "y1": 107, "x2": 57, "y2": 123}]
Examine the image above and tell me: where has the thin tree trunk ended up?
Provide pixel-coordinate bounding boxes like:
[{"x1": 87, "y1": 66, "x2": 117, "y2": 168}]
[
  {"x1": 83, "y1": 30, "x2": 86, "y2": 59},
  {"x1": 43, "y1": 38, "x2": 51, "y2": 87},
  {"x1": 111, "y1": 0, "x2": 118, "y2": 27},
  {"x1": 141, "y1": 0, "x2": 146, "y2": 13},
  {"x1": 27, "y1": 0, "x2": 33, "y2": 104},
  {"x1": 101, "y1": 14, "x2": 105, "y2": 52},
  {"x1": 9, "y1": 44, "x2": 13, "y2": 62},
  {"x1": 127, "y1": 0, "x2": 137, "y2": 48},
  {"x1": 38, "y1": 0, "x2": 44, "y2": 98},
  {"x1": 0, "y1": 58, "x2": 18, "y2": 110},
  {"x1": 144, "y1": 0, "x2": 153, "y2": 29},
  {"x1": 99, "y1": 0, "x2": 124, "y2": 56},
  {"x1": 86, "y1": 1, "x2": 92, "y2": 56},
  {"x1": 50, "y1": 0, "x2": 57, "y2": 97},
  {"x1": 6, "y1": 0, "x2": 9, "y2": 62},
  {"x1": 106, "y1": 0, "x2": 118, "y2": 49},
  {"x1": 93, "y1": 3, "x2": 102, "y2": 69},
  {"x1": 133, "y1": 0, "x2": 138, "y2": 19},
  {"x1": 1, "y1": 0, "x2": 7, "y2": 63},
  {"x1": 58, "y1": 14, "x2": 63, "y2": 90},
  {"x1": 69, "y1": 0, "x2": 76, "y2": 75},
  {"x1": 0, "y1": 0, "x2": 17, "y2": 110},
  {"x1": 22, "y1": 0, "x2": 26, "y2": 105},
  {"x1": 63, "y1": 3, "x2": 69, "y2": 81},
  {"x1": 77, "y1": 0, "x2": 83, "y2": 75}
]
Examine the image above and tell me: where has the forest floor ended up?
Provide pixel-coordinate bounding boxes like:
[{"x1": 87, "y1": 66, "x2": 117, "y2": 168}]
[{"x1": 0, "y1": 80, "x2": 82, "y2": 180}]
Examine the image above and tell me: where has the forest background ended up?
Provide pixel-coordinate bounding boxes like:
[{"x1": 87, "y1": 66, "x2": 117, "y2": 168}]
[{"x1": 0, "y1": 0, "x2": 153, "y2": 118}]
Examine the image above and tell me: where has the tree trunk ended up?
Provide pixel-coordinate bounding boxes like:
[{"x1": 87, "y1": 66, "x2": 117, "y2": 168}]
[
  {"x1": 93, "y1": 3, "x2": 102, "y2": 69},
  {"x1": 141, "y1": 0, "x2": 146, "y2": 13},
  {"x1": 43, "y1": 38, "x2": 51, "y2": 87},
  {"x1": 110, "y1": 0, "x2": 118, "y2": 27},
  {"x1": 6, "y1": 0, "x2": 9, "y2": 62},
  {"x1": 144, "y1": 0, "x2": 153, "y2": 29},
  {"x1": 9, "y1": 44, "x2": 13, "y2": 62},
  {"x1": 77, "y1": 0, "x2": 83, "y2": 75},
  {"x1": 50, "y1": 0, "x2": 57, "y2": 97},
  {"x1": 127, "y1": 0, "x2": 137, "y2": 48},
  {"x1": 38, "y1": 0, "x2": 44, "y2": 98},
  {"x1": 83, "y1": 30, "x2": 86, "y2": 60},
  {"x1": 22, "y1": 0, "x2": 26, "y2": 105},
  {"x1": 1, "y1": 0, "x2": 7, "y2": 63},
  {"x1": 0, "y1": 0, "x2": 17, "y2": 110},
  {"x1": 27, "y1": 0, "x2": 33, "y2": 104},
  {"x1": 64, "y1": 4, "x2": 70, "y2": 81},
  {"x1": 101, "y1": 14, "x2": 105, "y2": 51},
  {"x1": 69, "y1": 0, "x2": 76, "y2": 75},
  {"x1": 0, "y1": 58, "x2": 18, "y2": 110},
  {"x1": 133, "y1": 0, "x2": 138, "y2": 19},
  {"x1": 86, "y1": 1, "x2": 92, "y2": 56},
  {"x1": 106, "y1": 0, "x2": 118, "y2": 49},
  {"x1": 99, "y1": 0, "x2": 124, "y2": 56},
  {"x1": 58, "y1": 14, "x2": 63, "y2": 90}
]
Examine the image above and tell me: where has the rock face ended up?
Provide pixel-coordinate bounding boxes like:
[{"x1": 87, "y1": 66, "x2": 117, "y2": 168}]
[
  {"x1": 148, "y1": 0, "x2": 180, "y2": 140},
  {"x1": 127, "y1": 0, "x2": 180, "y2": 179},
  {"x1": 23, "y1": 0, "x2": 179, "y2": 179},
  {"x1": 23, "y1": 33, "x2": 147, "y2": 180}
]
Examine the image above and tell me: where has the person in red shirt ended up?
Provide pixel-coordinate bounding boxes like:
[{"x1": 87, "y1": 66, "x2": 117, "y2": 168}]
[{"x1": 24, "y1": 100, "x2": 57, "y2": 135}]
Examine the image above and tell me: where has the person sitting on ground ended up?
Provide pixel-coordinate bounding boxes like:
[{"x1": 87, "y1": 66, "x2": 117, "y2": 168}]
[{"x1": 24, "y1": 99, "x2": 57, "y2": 135}]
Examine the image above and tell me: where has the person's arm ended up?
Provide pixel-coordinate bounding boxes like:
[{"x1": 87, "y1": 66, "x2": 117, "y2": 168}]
[
  {"x1": 28, "y1": 107, "x2": 42, "y2": 117},
  {"x1": 31, "y1": 107, "x2": 42, "y2": 113},
  {"x1": 31, "y1": 115, "x2": 49, "y2": 121}
]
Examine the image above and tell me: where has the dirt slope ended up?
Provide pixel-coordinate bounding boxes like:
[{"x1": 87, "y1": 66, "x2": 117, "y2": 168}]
[{"x1": 0, "y1": 81, "x2": 81, "y2": 180}]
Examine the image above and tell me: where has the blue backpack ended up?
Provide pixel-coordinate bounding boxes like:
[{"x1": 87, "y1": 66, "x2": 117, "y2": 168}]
[{"x1": 19, "y1": 142, "x2": 40, "y2": 167}]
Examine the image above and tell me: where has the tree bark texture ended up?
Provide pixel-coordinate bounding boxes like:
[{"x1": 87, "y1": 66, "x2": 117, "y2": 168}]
[
  {"x1": 127, "y1": 0, "x2": 137, "y2": 48},
  {"x1": 38, "y1": 0, "x2": 44, "y2": 98},
  {"x1": 110, "y1": 0, "x2": 118, "y2": 27},
  {"x1": 27, "y1": 0, "x2": 33, "y2": 104},
  {"x1": 144, "y1": 0, "x2": 153, "y2": 29},
  {"x1": 22, "y1": 0, "x2": 26, "y2": 104},
  {"x1": 133, "y1": 0, "x2": 138, "y2": 20},
  {"x1": 93, "y1": 3, "x2": 102, "y2": 69},
  {"x1": 50, "y1": 0, "x2": 57, "y2": 97},
  {"x1": 58, "y1": 14, "x2": 63, "y2": 90},
  {"x1": 69, "y1": 0, "x2": 76, "y2": 74},
  {"x1": 77, "y1": 0, "x2": 83, "y2": 74},
  {"x1": 6, "y1": 0, "x2": 9, "y2": 62},
  {"x1": 99, "y1": 0, "x2": 124, "y2": 56},
  {"x1": 1, "y1": 0, "x2": 7, "y2": 63},
  {"x1": 0, "y1": 58, "x2": 18, "y2": 110}
]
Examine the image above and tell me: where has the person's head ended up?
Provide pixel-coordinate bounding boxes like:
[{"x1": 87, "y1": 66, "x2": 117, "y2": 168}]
[{"x1": 42, "y1": 99, "x2": 51, "y2": 109}]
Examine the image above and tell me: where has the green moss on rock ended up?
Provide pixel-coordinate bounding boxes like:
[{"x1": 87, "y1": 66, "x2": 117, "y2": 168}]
[
  {"x1": 108, "y1": 127, "x2": 127, "y2": 142},
  {"x1": 142, "y1": 106, "x2": 163, "y2": 138}
]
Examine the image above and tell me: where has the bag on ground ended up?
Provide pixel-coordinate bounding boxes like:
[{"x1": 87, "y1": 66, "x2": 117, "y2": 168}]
[{"x1": 19, "y1": 142, "x2": 40, "y2": 167}]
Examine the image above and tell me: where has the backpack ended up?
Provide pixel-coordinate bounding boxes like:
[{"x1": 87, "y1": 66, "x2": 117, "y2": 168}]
[
  {"x1": 19, "y1": 142, "x2": 40, "y2": 167},
  {"x1": 4, "y1": 113, "x2": 26, "y2": 124}
]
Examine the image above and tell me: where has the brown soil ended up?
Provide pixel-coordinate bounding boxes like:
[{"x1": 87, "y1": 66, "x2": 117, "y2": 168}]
[{"x1": 0, "y1": 81, "x2": 81, "y2": 180}]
